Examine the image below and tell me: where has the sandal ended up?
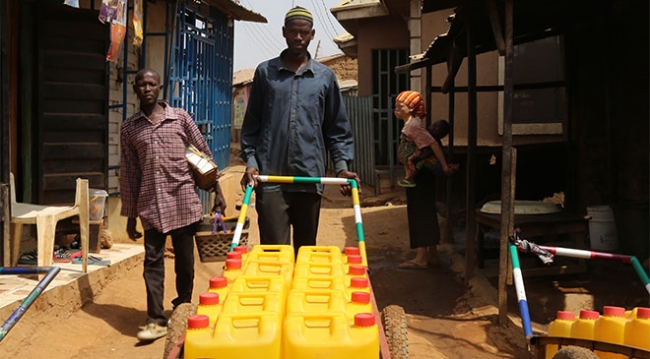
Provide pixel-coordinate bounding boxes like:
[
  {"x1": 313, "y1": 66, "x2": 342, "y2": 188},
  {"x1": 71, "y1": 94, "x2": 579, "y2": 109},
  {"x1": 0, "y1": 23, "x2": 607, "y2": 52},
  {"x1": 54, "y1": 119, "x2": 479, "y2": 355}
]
[
  {"x1": 397, "y1": 179, "x2": 417, "y2": 188},
  {"x1": 18, "y1": 249, "x2": 37, "y2": 265},
  {"x1": 53, "y1": 248, "x2": 72, "y2": 263}
]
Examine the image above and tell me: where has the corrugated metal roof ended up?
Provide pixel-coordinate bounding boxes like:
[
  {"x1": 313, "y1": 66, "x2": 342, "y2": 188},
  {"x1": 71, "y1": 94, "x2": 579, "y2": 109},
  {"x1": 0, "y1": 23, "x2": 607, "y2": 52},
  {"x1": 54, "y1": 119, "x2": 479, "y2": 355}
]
[
  {"x1": 232, "y1": 69, "x2": 255, "y2": 86},
  {"x1": 205, "y1": 0, "x2": 267, "y2": 23}
]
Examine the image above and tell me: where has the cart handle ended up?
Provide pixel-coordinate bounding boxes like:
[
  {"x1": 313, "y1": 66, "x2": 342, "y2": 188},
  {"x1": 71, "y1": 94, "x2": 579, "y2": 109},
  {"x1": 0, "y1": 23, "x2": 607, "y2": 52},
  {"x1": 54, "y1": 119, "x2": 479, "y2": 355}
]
[{"x1": 228, "y1": 175, "x2": 366, "y2": 266}]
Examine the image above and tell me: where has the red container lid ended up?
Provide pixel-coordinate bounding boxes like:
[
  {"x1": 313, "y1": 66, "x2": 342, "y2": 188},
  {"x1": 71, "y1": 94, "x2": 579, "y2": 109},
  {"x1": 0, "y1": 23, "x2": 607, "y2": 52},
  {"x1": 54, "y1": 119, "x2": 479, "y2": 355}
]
[
  {"x1": 199, "y1": 292, "x2": 219, "y2": 305},
  {"x1": 354, "y1": 313, "x2": 375, "y2": 327},
  {"x1": 351, "y1": 291, "x2": 370, "y2": 304},
  {"x1": 209, "y1": 276, "x2": 228, "y2": 289},
  {"x1": 556, "y1": 311, "x2": 575, "y2": 320},
  {"x1": 348, "y1": 265, "x2": 366, "y2": 276},
  {"x1": 344, "y1": 247, "x2": 360, "y2": 256},
  {"x1": 347, "y1": 254, "x2": 362, "y2": 264},
  {"x1": 579, "y1": 310, "x2": 600, "y2": 320},
  {"x1": 227, "y1": 252, "x2": 242, "y2": 260},
  {"x1": 233, "y1": 246, "x2": 248, "y2": 254},
  {"x1": 350, "y1": 277, "x2": 368, "y2": 288},
  {"x1": 603, "y1": 306, "x2": 625, "y2": 317},
  {"x1": 225, "y1": 259, "x2": 242, "y2": 269},
  {"x1": 187, "y1": 315, "x2": 209, "y2": 329},
  {"x1": 636, "y1": 307, "x2": 650, "y2": 319}
]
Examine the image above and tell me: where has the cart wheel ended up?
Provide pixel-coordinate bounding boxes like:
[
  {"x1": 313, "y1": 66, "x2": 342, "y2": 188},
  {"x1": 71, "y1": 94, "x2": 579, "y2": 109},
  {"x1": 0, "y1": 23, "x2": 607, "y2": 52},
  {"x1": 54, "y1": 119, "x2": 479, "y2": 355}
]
[
  {"x1": 99, "y1": 229, "x2": 113, "y2": 249},
  {"x1": 381, "y1": 305, "x2": 409, "y2": 358},
  {"x1": 552, "y1": 346, "x2": 598, "y2": 359},
  {"x1": 162, "y1": 303, "x2": 197, "y2": 359}
]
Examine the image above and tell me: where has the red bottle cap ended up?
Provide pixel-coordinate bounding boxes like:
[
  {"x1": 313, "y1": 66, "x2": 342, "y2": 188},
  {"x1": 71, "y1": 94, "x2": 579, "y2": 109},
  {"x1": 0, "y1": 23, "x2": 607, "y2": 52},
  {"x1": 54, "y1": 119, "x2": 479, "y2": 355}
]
[
  {"x1": 209, "y1": 276, "x2": 228, "y2": 289},
  {"x1": 350, "y1": 277, "x2": 368, "y2": 288},
  {"x1": 187, "y1": 315, "x2": 209, "y2": 329},
  {"x1": 233, "y1": 246, "x2": 248, "y2": 254},
  {"x1": 354, "y1": 313, "x2": 375, "y2": 327},
  {"x1": 603, "y1": 306, "x2": 625, "y2": 317},
  {"x1": 351, "y1": 291, "x2": 370, "y2": 304},
  {"x1": 199, "y1": 292, "x2": 219, "y2": 305},
  {"x1": 225, "y1": 259, "x2": 242, "y2": 269},
  {"x1": 556, "y1": 311, "x2": 575, "y2": 320},
  {"x1": 636, "y1": 307, "x2": 650, "y2": 319},
  {"x1": 579, "y1": 310, "x2": 600, "y2": 320},
  {"x1": 348, "y1": 265, "x2": 366, "y2": 276},
  {"x1": 347, "y1": 254, "x2": 362, "y2": 264},
  {"x1": 227, "y1": 252, "x2": 242, "y2": 260},
  {"x1": 344, "y1": 247, "x2": 360, "y2": 256}
]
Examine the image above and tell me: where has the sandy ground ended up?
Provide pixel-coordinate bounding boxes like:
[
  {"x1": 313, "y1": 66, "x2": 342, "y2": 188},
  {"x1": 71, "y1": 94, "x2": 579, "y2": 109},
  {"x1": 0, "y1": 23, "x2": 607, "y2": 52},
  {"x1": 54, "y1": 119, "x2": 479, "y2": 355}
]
[{"x1": 3, "y1": 169, "x2": 648, "y2": 358}]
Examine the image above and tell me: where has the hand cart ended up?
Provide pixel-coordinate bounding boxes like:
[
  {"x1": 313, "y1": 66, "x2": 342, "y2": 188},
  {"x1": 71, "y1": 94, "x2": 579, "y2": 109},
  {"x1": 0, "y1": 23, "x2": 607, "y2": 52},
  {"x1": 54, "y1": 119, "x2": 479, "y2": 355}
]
[{"x1": 163, "y1": 175, "x2": 409, "y2": 359}]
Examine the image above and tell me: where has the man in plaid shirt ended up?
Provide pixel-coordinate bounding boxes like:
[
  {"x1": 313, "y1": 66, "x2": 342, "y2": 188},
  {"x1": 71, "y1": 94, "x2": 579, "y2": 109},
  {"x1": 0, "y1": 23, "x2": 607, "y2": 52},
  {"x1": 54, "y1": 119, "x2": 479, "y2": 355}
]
[{"x1": 120, "y1": 68, "x2": 226, "y2": 341}]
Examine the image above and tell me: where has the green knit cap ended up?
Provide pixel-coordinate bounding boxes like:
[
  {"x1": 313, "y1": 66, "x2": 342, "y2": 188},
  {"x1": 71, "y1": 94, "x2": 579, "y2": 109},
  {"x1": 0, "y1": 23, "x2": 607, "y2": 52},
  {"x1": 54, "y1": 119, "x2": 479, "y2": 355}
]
[{"x1": 285, "y1": 6, "x2": 313, "y2": 25}]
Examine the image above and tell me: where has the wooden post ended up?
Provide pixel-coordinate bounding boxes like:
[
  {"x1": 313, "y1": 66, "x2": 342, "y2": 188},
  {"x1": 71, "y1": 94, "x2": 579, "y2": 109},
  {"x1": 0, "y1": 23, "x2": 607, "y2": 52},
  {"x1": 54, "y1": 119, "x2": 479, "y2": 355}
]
[
  {"x1": 465, "y1": 16, "x2": 478, "y2": 283},
  {"x1": 498, "y1": 0, "x2": 515, "y2": 325}
]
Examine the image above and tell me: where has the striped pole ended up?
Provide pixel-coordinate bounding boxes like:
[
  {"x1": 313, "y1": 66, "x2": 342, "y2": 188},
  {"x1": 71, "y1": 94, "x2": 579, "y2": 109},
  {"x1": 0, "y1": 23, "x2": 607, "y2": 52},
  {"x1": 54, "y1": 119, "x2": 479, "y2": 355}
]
[
  {"x1": 529, "y1": 244, "x2": 650, "y2": 295},
  {"x1": 229, "y1": 184, "x2": 254, "y2": 252},
  {"x1": 0, "y1": 266, "x2": 61, "y2": 342},
  {"x1": 508, "y1": 242, "x2": 534, "y2": 339},
  {"x1": 250, "y1": 175, "x2": 367, "y2": 264}
]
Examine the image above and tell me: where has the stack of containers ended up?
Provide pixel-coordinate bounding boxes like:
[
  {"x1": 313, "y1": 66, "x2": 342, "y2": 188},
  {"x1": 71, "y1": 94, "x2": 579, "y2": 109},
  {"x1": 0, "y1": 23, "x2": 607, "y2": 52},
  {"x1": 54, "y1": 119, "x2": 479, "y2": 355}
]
[
  {"x1": 185, "y1": 244, "x2": 379, "y2": 358},
  {"x1": 284, "y1": 245, "x2": 379, "y2": 359},
  {"x1": 184, "y1": 244, "x2": 293, "y2": 359},
  {"x1": 543, "y1": 305, "x2": 650, "y2": 359}
]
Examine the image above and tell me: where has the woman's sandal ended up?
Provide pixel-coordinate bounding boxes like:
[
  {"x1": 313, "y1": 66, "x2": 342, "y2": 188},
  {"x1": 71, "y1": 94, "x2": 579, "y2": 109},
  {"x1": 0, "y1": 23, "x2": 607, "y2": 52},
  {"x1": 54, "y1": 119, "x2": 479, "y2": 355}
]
[{"x1": 397, "y1": 179, "x2": 417, "y2": 188}]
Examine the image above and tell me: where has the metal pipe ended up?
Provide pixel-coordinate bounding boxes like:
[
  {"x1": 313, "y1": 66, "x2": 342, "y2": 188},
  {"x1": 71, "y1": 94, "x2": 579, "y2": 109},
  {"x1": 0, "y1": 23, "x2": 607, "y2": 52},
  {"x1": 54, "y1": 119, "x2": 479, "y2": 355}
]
[{"x1": 0, "y1": 266, "x2": 61, "y2": 342}]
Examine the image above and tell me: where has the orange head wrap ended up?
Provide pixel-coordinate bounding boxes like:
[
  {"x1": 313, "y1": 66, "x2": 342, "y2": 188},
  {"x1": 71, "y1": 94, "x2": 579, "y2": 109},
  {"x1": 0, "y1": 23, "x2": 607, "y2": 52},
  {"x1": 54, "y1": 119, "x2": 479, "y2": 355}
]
[{"x1": 396, "y1": 90, "x2": 427, "y2": 118}]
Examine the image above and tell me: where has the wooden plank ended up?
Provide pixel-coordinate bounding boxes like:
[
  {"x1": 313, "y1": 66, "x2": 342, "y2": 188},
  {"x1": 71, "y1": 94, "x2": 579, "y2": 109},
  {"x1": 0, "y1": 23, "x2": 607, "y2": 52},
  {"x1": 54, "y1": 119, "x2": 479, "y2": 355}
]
[
  {"x1": 42, "y1": 83, "x2": 106, "y2": 102},
  {"x1": 42, "y1": 51, "x2": 106, "y2": 71},
  {"x1": 41, "y1": 99, "x2": 105, "y2": 114},
  {"x1": 44, "y1": 68, "x2": 106, "y2": 84},
  {"x1": 499, "y1": 0, "x2": 515, "y2": 326},
  {"x1": 39, "y1": 35, "x2": 106, "y2": 53},
  {"x1": 42, "y1": 113, "x2": 106, "y2": 130},
  {"x1": 43, "y1": 143, "x2": 106, "y2": 159},
  {"x1": 43, "y1": 130, "x2": 106, "y2": 143},
  {"x1": 43, "y1": 159, "x2": 104, "y2": 174},
  {"x1": 486, "y1": 0, "x2": 506, "y2": 55},
  {"x1": 465, "y1": 21, "x2": 478, "y2": 283}
]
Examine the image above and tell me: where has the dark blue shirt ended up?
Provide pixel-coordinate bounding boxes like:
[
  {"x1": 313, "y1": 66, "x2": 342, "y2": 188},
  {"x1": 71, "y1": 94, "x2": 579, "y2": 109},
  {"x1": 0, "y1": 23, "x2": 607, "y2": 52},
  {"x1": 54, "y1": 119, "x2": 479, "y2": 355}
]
[{"x1": 240, "y1": 51, "x2": 354, "y2": 194}]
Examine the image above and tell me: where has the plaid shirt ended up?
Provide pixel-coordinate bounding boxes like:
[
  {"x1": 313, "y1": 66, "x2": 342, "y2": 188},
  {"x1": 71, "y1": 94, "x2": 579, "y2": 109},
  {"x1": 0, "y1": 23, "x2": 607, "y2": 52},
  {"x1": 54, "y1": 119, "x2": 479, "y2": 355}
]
[{"x1": 120, "y1": 102, "x2": 211, "y2": 233}]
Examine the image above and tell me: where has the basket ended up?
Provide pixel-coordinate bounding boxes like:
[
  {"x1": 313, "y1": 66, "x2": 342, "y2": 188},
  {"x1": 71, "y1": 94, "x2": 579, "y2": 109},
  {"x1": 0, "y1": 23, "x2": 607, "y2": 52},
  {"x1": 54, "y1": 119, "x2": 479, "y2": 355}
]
[{"x1": 195, "y1": 231, "x2": 249, "y2": 263}]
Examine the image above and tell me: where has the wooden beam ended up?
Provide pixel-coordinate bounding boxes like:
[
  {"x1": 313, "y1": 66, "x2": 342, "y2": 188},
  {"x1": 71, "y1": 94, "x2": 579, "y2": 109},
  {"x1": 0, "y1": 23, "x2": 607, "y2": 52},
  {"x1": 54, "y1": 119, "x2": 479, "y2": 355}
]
[
  {"x1": 464, "y1": 18, "x2": 477, "y2": 284},
  {"x1": 498, "y1": 0, "x2": 515, "y2": 326},
  {"x1": 486, "y1": 0, "x2": 506, "y2": 55}
]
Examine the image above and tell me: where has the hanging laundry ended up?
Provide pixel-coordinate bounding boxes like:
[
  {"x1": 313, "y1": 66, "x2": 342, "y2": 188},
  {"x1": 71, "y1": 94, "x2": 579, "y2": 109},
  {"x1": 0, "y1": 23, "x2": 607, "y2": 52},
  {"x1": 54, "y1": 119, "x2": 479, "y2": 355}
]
[
  {"x1": 98, "y1": 0, "x2": 118, "y2": 24},
  {"x1": 106, "y1": 0, "x2": 127, "y2": 63},
  {"x1": 133, "y1": 0, "x2": 144, "y2": 47},
  {"x1": 63, "y1": 0, "x2": 79, "y2": 8}
]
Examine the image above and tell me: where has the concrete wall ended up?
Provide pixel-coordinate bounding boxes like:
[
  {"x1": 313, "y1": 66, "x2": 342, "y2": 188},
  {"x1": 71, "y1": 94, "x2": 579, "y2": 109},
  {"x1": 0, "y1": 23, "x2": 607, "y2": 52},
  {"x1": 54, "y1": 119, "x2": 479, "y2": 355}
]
[
  {"x1": 356, "y1": 14, "x2": 409, "y2": 96},
  {"x1": 420, "y1": 9, "x2": 564, "y2": 148}
]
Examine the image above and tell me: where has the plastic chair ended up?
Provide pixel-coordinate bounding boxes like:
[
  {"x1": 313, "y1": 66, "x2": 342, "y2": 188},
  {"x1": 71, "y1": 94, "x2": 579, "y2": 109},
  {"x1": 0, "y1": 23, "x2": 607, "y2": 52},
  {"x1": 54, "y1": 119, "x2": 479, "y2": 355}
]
[{"x1": 9, "y1": 173, "x2": 89, "y2": 272}]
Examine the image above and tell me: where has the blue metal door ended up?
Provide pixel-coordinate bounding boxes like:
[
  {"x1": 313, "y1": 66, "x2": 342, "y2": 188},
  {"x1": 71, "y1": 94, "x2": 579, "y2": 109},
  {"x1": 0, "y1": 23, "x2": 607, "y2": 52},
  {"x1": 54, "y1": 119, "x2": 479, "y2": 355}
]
[{"x1": 168, "y1": 1, "x2": 232, "y2": 170}]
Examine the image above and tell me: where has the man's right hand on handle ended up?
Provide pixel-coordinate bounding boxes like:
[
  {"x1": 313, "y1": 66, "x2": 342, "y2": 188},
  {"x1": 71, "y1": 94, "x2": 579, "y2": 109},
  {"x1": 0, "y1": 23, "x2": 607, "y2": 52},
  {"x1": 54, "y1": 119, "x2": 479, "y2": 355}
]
[
  {"x1": 126, "y1": 217, "x2": 142, "y2": 241},
  {"x1": 240, "y1": 166, "x2": 259, "y2": 192}
]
